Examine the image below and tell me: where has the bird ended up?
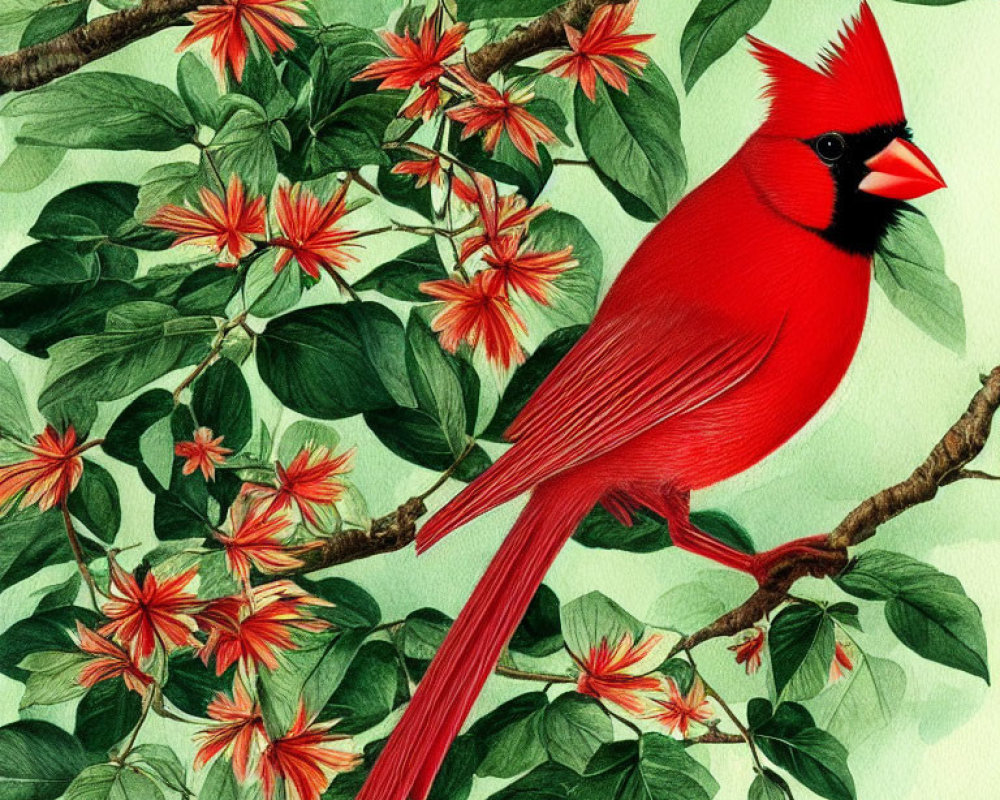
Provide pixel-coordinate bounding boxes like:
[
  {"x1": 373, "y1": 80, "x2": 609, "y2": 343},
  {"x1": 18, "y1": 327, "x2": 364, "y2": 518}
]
[{"x1": 357, "y1": 4, "x2": 946, "y2": 798}]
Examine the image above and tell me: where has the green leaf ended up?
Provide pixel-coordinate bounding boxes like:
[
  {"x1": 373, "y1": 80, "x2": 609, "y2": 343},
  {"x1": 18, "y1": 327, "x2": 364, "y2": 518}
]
[
  {"x1": 0, "y1": 510, "x2": 102, "y2": 595},
  {"x1": 0, "y1": 720, "x2": 93, "y2": 800},
  {"x1": 67, "y1": 460, "x2": 121, "y2": 543},
  {"x1": 104, "y1": 390, "x2": 175, "y2": 468},
  {"x1": 141, "y1": 416, "x2": 175, "y2": 490},
  {"x1": 19, "y1": 1, "x2": 87, "y2": 48},
  {"x1": 38, "y1": 306, "x2": 216, "y2": 417},
  {"x1": 162, "y1": 653, "x2": 235, "y2": 717},
  {"x1": 297, "y1": 92, "x2": 402, "y2": 179},
  {"x1": 470, "y1": 693, "x2": 549, "y2": 779},
  {"x1": 198, "y1": 757, "x2": 239, "y2": 800},
  {"x1": 769, "y1": 604, "x2": 835, "y2": 702},
  {"x1": 245, "y1": 249, "x2": 303, "y2": 317},
  {"x1": 353, "y1": 239, "x2": 448, "y2": 301},
  {"x1": 451, "y1": 120, "x2": 553, "y2": 204},
  {"x1": 75, "y1": 677, "x2": 143, "y2": 754},
  {"x1": 0, "y1": 359, "x2": 32, "y2": 440},
  {"x1": 749, "y1": 699, "x2": 856, "y2": 800},
  {"x1": 572, "y1": 733, "x2": 719, "y2": 800},
  {"x1": 64, "y1": 763, "x2": 165, "y2": 800},
  {"x1": 0, "y1": 604, "x2": 96, "y2": 681},
  {"x1": 257, "y1": 302, "x2": 408, "y2": 419},
  {"x1": 681, "y1": 0, "x2": 771, "y2": 92},
  {"x1": 135, "y1": 161, "x2": 204, "y2": 221},
  {"x1": 276, "y1": 420, "x2": 340, "y2": 464},
  {"x1": 0, "y1": 144, "x2": 65, "y2": 193},
  {"x1": 3, "y1": 72, "x2": 195, "y2": 151},
  {"x1": 18, "y1": 650, "x2": 90, "y2": 709},
  {"x1": 575, "y1": 61, "x2": 686, "y2": 220},
  {"x1": 207, "y1": 101, "x2": 278, "y2": 194},
  {"x1": 322, "y1": 640, "x2": 408, "y2": 733},
  {"x1": 128, "y1": 744, "x2": 190, "y2": 796},
  {"x1": 33, "y1": 573, "x2": 83, "y2": 613},
  {"x1": 377, "y1": 157, "x2": 436, "y2": 220},
  {"x1": 397, "y1": 607, "x2": 451, "y2": 679},
  {"x1": 456, "y1": 0, "x2": 563, "y2": 20},
  {"x1": 192, "y1": 357, "x2": 253, "y2": 452},
  {"x1": 300, "y1": 576, "x2": 381, "y2": 630},
  {"x1": 486, "y1": 762, "x2": 579, "y2": 800},
  {"x1": 561, "y1": 592, "x2": 644, "y2": 662},
  {"x1": 511, "y1": 583, "x2": 564, "y2": 657},
  {"x1": 873, "y1": 208, "x2": 965, "y2": 353},
  {"x1": 177, "y1": 52, "x2": 223, "y2": 129},
  {"x1": 481, "y1": 325, "x2": 586, "y2": 441},
  {"x1": 543, "y1": 694, "x2": 613, "y2": 774},
  {"x1": 573, "y1": 505, "x2": 672, "y2": 553},
  {"x1": 748, "y1": 771, "x2": 792, "y2": 800},
  {"x1": 835, "y1": 549, "x2": 988, "y2": 682}
]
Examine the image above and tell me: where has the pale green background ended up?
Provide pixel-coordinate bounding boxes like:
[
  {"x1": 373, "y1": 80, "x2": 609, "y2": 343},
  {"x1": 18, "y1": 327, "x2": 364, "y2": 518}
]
[{"x1": 1, "y1": 1, "x2": 999, "y2": 798}]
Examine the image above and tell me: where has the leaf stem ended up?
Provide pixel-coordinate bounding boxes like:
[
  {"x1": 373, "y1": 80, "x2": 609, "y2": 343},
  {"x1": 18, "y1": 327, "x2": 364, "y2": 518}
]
[
  {"x1": 173, "y1": 311, "x2": 248, "y2": 404},
  {"x1": 60, "y1": 501, "x2": 101, "y2": 609}
]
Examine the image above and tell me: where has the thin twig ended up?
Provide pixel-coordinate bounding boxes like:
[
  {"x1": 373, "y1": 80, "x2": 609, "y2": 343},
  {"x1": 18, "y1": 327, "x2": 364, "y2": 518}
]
[
  {"x1": 173, "y1": 311, "x2": 248, "y2": 404},
  {"x1": 60, "y1": 501, "x2": 100, "y2": 610}
]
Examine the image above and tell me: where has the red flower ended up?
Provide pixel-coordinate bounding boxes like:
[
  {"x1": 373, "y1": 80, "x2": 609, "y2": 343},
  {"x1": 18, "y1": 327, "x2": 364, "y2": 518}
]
[
  {"x1": 74, "y1": 622, "x2": 153, "y2": 695},
  {"x1": 215, "y1": 492, "x2": 301, "y2": 584},
  {"x1": 259, "y1": 702, "x2": 359, "y2": 800},
  {"x1": 0, "y1": 426, "x2": 84, "y2": 514},
  {"x1": 448, "y1": 69, "x2": 557, "y2": 164},
  {"x1": 198, "y1": 581, "x2": 331, "y2": 676},
  {"x1": 458, "y1": 173, "x2": 547, "y2": 262},
  {"x1": 178, "y1": 0, "x2": 307, "y2": 82},
  {"x1": 728, "y1": 626, "x2": 766, "y2": 676},
  {"x1": 99, "y1": 559, "x2": 202, "y2": 662},
  {"x1": 830, "y1": 641, "x2": 854, "y2": 683},
  {"x1": 544, "y1": 0, "x2": 653, "y2": 101},
  {"x1": 148, "y1": 175, "x2": 266, "y2": 267},
  {"x1": 482, "y1": 234, "x2": 577, "y2": 304},
  {"x1": 194, "y1": 678, "x2": 267, "y2": 781},
  {"x1": 391, "y1": 156, "x2": 445, "y2": 189},
  {"x1": 648, "y1": 677, "x2": 714, "y2": 738},
  {"x1": 175, "y1": 427, "x2": 232, "y2": 481},
  {"x1": 572, "y1": 632, "x2": 666, "y2": 715},
  {"x1": 270, "y1": 184, "x2": 359, "y2": 280},
  {"x1": 353, "y1": 9, "x2": 467, "y2": 120},
  {"x1": 246, "y1": 446, "x2": 354, "y2": 531},
  {"x1": 420, "y1": 271, "x2": 527, "y2": 370}
]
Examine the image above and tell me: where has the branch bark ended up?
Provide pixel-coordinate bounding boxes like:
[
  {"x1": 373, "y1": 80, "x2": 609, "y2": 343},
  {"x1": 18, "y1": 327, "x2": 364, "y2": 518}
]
[
  {"x1": 676, "y1": 364, "x2": 1000, "y2": 653},
  {"x1": 0, "y1": 0, "x2": 217, "y2": 96}
]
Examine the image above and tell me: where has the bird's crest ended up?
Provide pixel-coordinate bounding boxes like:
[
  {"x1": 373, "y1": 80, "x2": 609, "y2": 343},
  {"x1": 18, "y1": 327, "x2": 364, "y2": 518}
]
[{"x1": 748, "y1": 2, "x2": 904, "y2": 138}]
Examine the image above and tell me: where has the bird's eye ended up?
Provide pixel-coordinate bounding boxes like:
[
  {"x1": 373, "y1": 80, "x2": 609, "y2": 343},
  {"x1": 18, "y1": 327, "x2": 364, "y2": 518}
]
[{"x1": 816, "y1": 132, "x2": 846, "y2": 162}]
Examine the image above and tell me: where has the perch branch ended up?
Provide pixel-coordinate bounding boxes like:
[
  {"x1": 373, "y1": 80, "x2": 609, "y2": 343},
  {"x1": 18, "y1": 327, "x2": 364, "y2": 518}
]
[
  {"x1": 675, "y1": 364, "x2": 1000, "y2": 654},
  {"x1": 0, "y1": 0, "x2": 218, "y2": 95}
]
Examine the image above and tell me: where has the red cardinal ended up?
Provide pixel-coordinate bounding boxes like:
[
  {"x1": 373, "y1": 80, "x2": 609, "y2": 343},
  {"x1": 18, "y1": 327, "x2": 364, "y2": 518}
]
[{"x1": 358, "y1": 5, "x2": 945, "y2": 798}]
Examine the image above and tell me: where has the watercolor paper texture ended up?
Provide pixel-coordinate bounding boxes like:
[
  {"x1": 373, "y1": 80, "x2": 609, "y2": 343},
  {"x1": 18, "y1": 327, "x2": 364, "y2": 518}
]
[{"x1": 0, "y1": 1, "x2": 996, "y2": 799}]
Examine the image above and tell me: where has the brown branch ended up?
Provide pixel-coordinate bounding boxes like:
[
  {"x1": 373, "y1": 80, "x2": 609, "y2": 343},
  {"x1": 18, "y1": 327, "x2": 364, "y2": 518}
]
[
  {"x1": 465, "y1": 0, "x2": 630, "y2": 80},
  {"x1": 676, "y1": 365, "x2": 1000, "y2": 654},
  {"x1": 0, "y1": 1, "x2": 219, "y2": 96}
]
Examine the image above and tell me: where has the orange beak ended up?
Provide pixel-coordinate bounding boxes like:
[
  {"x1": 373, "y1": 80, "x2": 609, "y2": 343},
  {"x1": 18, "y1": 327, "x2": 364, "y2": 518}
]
[{"x1": 859, "y1": 138, "x2": 946, "y2": 200}]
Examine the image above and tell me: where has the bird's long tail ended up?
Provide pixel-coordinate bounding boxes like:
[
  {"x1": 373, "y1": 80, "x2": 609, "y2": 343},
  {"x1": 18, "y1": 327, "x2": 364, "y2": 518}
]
[{"x1": 356, "y1": 476, "x2": 595, "y2": 800}]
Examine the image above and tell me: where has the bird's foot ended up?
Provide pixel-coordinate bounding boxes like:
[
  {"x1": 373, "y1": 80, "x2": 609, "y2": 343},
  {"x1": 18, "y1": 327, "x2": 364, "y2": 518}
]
[{"x1": 748, "y1": 534, "x2": 836, "y2": 585}]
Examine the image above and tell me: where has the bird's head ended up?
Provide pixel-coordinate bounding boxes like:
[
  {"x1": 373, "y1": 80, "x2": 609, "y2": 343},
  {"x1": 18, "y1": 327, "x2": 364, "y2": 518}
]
[{"x1": 741, "y1": 2, "x2": 945, "y2": 256}]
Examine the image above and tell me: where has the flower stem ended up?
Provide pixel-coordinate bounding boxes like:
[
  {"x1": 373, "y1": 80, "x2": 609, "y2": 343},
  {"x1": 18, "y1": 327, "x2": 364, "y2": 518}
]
[
  {"x1": 494, "y1": 664, "x2": 576, "y2": 684},
  {"x1": 114, "y1": 689, "x2": 153, "y2": 764},
  {"x1": 60, "y1": 501, "x2": 100, "y2": 610},
  {"x1": 418, "y1": 439, "x2": 477, "y2": 501},
  {"x1": 173, "y1": 311, "x2": 248, "y2": 404}
]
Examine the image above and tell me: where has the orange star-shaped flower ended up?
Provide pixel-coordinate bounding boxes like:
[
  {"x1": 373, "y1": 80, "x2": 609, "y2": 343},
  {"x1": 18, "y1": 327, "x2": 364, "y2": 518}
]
[
  {"x1": 75, "y1": 622, "x2": 153, "y2": 696},
  {"x1": 178, "y1": 0, "x2": 307, "y2": 82},
  {"x1": 214, "y1": 492, "x2": 302, "y2": 584},
  {"x1": 420, "y1": 271, "x2": 527, "y2": 370},
  {"x1": 544, "y1": 0, "x2": 653, "y2": 101},
  {"x1": 175, "y1": 427, "x2": 233, "y2": 481},
  {"x1": 647, "y1": 676, "x2": 714, "y2": 738},
  {"x1": 195, "y1": 678, "x2": 268, "y2": 781},
  {"x1": 148, "y1": 175, "x2": 266, "y2": 267},
  {"x1": 270, "y1": 183, "x2": 360, "y2": 281},
  {"x1": 0, "y1": 425, "x2": 85, "y2": 514},
  {"x1": 728, "y1": 626, "x2": 766, "y2": 675},
  {"x1": 448, "y1": 68, "x2": 557, "y2": 164},
  {"x1": 99, "y1": 559, "x2": 202, "y2": 662},
  {"x1": 482, "y1": 234, "x2": 577, "y2": 305},
  {"x1": 259, "y1": 702, "x2": 360, "y2": 800},
  {"x1": 572, "y1": 631, "x2": 666, "y2": 715},
  {"x1": 353, "y1": 9, "x2": 467, "y2": 120},
  {"x1": 197, "y1": 581, "x2": 331, "y2": 676}
]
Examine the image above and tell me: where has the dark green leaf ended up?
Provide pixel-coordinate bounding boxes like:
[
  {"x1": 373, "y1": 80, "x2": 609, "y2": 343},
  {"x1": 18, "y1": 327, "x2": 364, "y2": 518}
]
[
  {"x1": 749, "y1": 771, "x2": 793, "y2": 800},
  {"x1": 64, "y1": 763, "x2": 165, "y2": 800},
  {"x1": 297, "y1": 92, "x2": 402, "y2": 179},
  {"x1": 67, "y1": 460, "x2": 121, "y2": 543},
  {"x1": 573, "y1": 505, "x2": 672, "y2": 553},
  {"x1": 0, "y1": 510, "x2": 102, "y2": 595},
  {"x1": 511, "y1": 584, "x2": 563, "y2": 657},
  {"x1": 3, "y1": 72, "x2": 195, "y2": 151},
  {"x1": 19, "y1": 1, "x2": 87, "y2": 48},
  {"x1": 173, "y1": 266, "x2": 240, "y2": 315},
  {"x1": 177, "y1": 52, "x2": 223, "y2": 129},
  {"x1": 323, "y1": 641, "x2": 408, "y2": 733},
  {"x1": 575, "y1": 62, "x2": 686, "y2": 220},
  {"x1": 104, "y1": 390, "x2": 175, "y2": 467},
  {"x1": 0, "y1": 720, "x2": 92, "y2": 800},
  {"x1": 749, "y1": 699, "x2": 856, "y2": 800},
  {"x1": 162, "y1": 653, "x2": 235, "y2": 717},
  {"x1": 75, "y1": 678, "x2": 143, "y2": 754},
  {"x1": 561, "y1": 592, "x2": 645, "y2": 662},
  {"x1": 192, "y1": 357, "x2": 253, "y2": 452},
  {"x1": 456, "y1": 0, "x2": 563, "y2": 20},
  {"x1": 353, "y1": 239, "x2": 448, "y2": 301},
  {"x1": 0, "y1": 605, "x2": 97, "y2": 681},
  {"x1": 470, "y1": 693, "x2": 549, "y2": 779},
  {"x1": 377, "y1": 156, "x2": 436, "y2": 220},
  {"x1": 300, "y1": 576, "x2": 381, "y2": 630},
  {"x1": 429, "y1": 734, "x2": 478, "y2": 800},
  {"x1": 208, "y1": 101, "x2": 277, "y2": 194},
  {"x1": 33, "y1": 573, "x2": 83, "y2": 613},
  {"x1": 257, "y1": 302, "x2": 407, "y2": 419},
  {"x1": 543, "y1": 694, "x2": 613, "y2": 774},
  {"x1": 689, "y1": 510, "x2": 756, "y2": 554},
  {"x1": 128, "y1": 744, "x2": 190, "y2": 796},
  {"x1": 397, "y1": 607, "x2": 451, "y2": 680},
  {"x1": 768, "y1": 603, "x2": 835, "y2": 702},
  {"x1": 873, "y1": 208, "x2": 965, "y2": 353},
  {"x1": 452, "y1": 122, "x2": 553, "y2": 204},
  {"x1": 681, "y1": 0, "x2": 771, "y2": 91},
  {"x1": 486, "y1": 762, "x2": 579, "y2": 800},
  {"x1": 835, "y1": 549, "x2": 988, "y2": 681}
]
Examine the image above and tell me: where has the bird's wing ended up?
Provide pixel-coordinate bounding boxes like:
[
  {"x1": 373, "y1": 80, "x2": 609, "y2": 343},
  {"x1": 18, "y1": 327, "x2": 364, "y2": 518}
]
[{"x1": 417, "y1": 301, "x2": 783, "y2": 550}]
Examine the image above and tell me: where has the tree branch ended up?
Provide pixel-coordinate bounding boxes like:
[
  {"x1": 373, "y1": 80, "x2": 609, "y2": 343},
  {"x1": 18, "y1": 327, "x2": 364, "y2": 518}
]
[
  {"x1": 465, "y1": 0, "x2": 630, "y2": 80},
  {"x1": 676, "y1": 364, "x2": 1000, "y2": 653},
  {"x1": 0, "y1": 0, "x2": 217, "y2": 95}
]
